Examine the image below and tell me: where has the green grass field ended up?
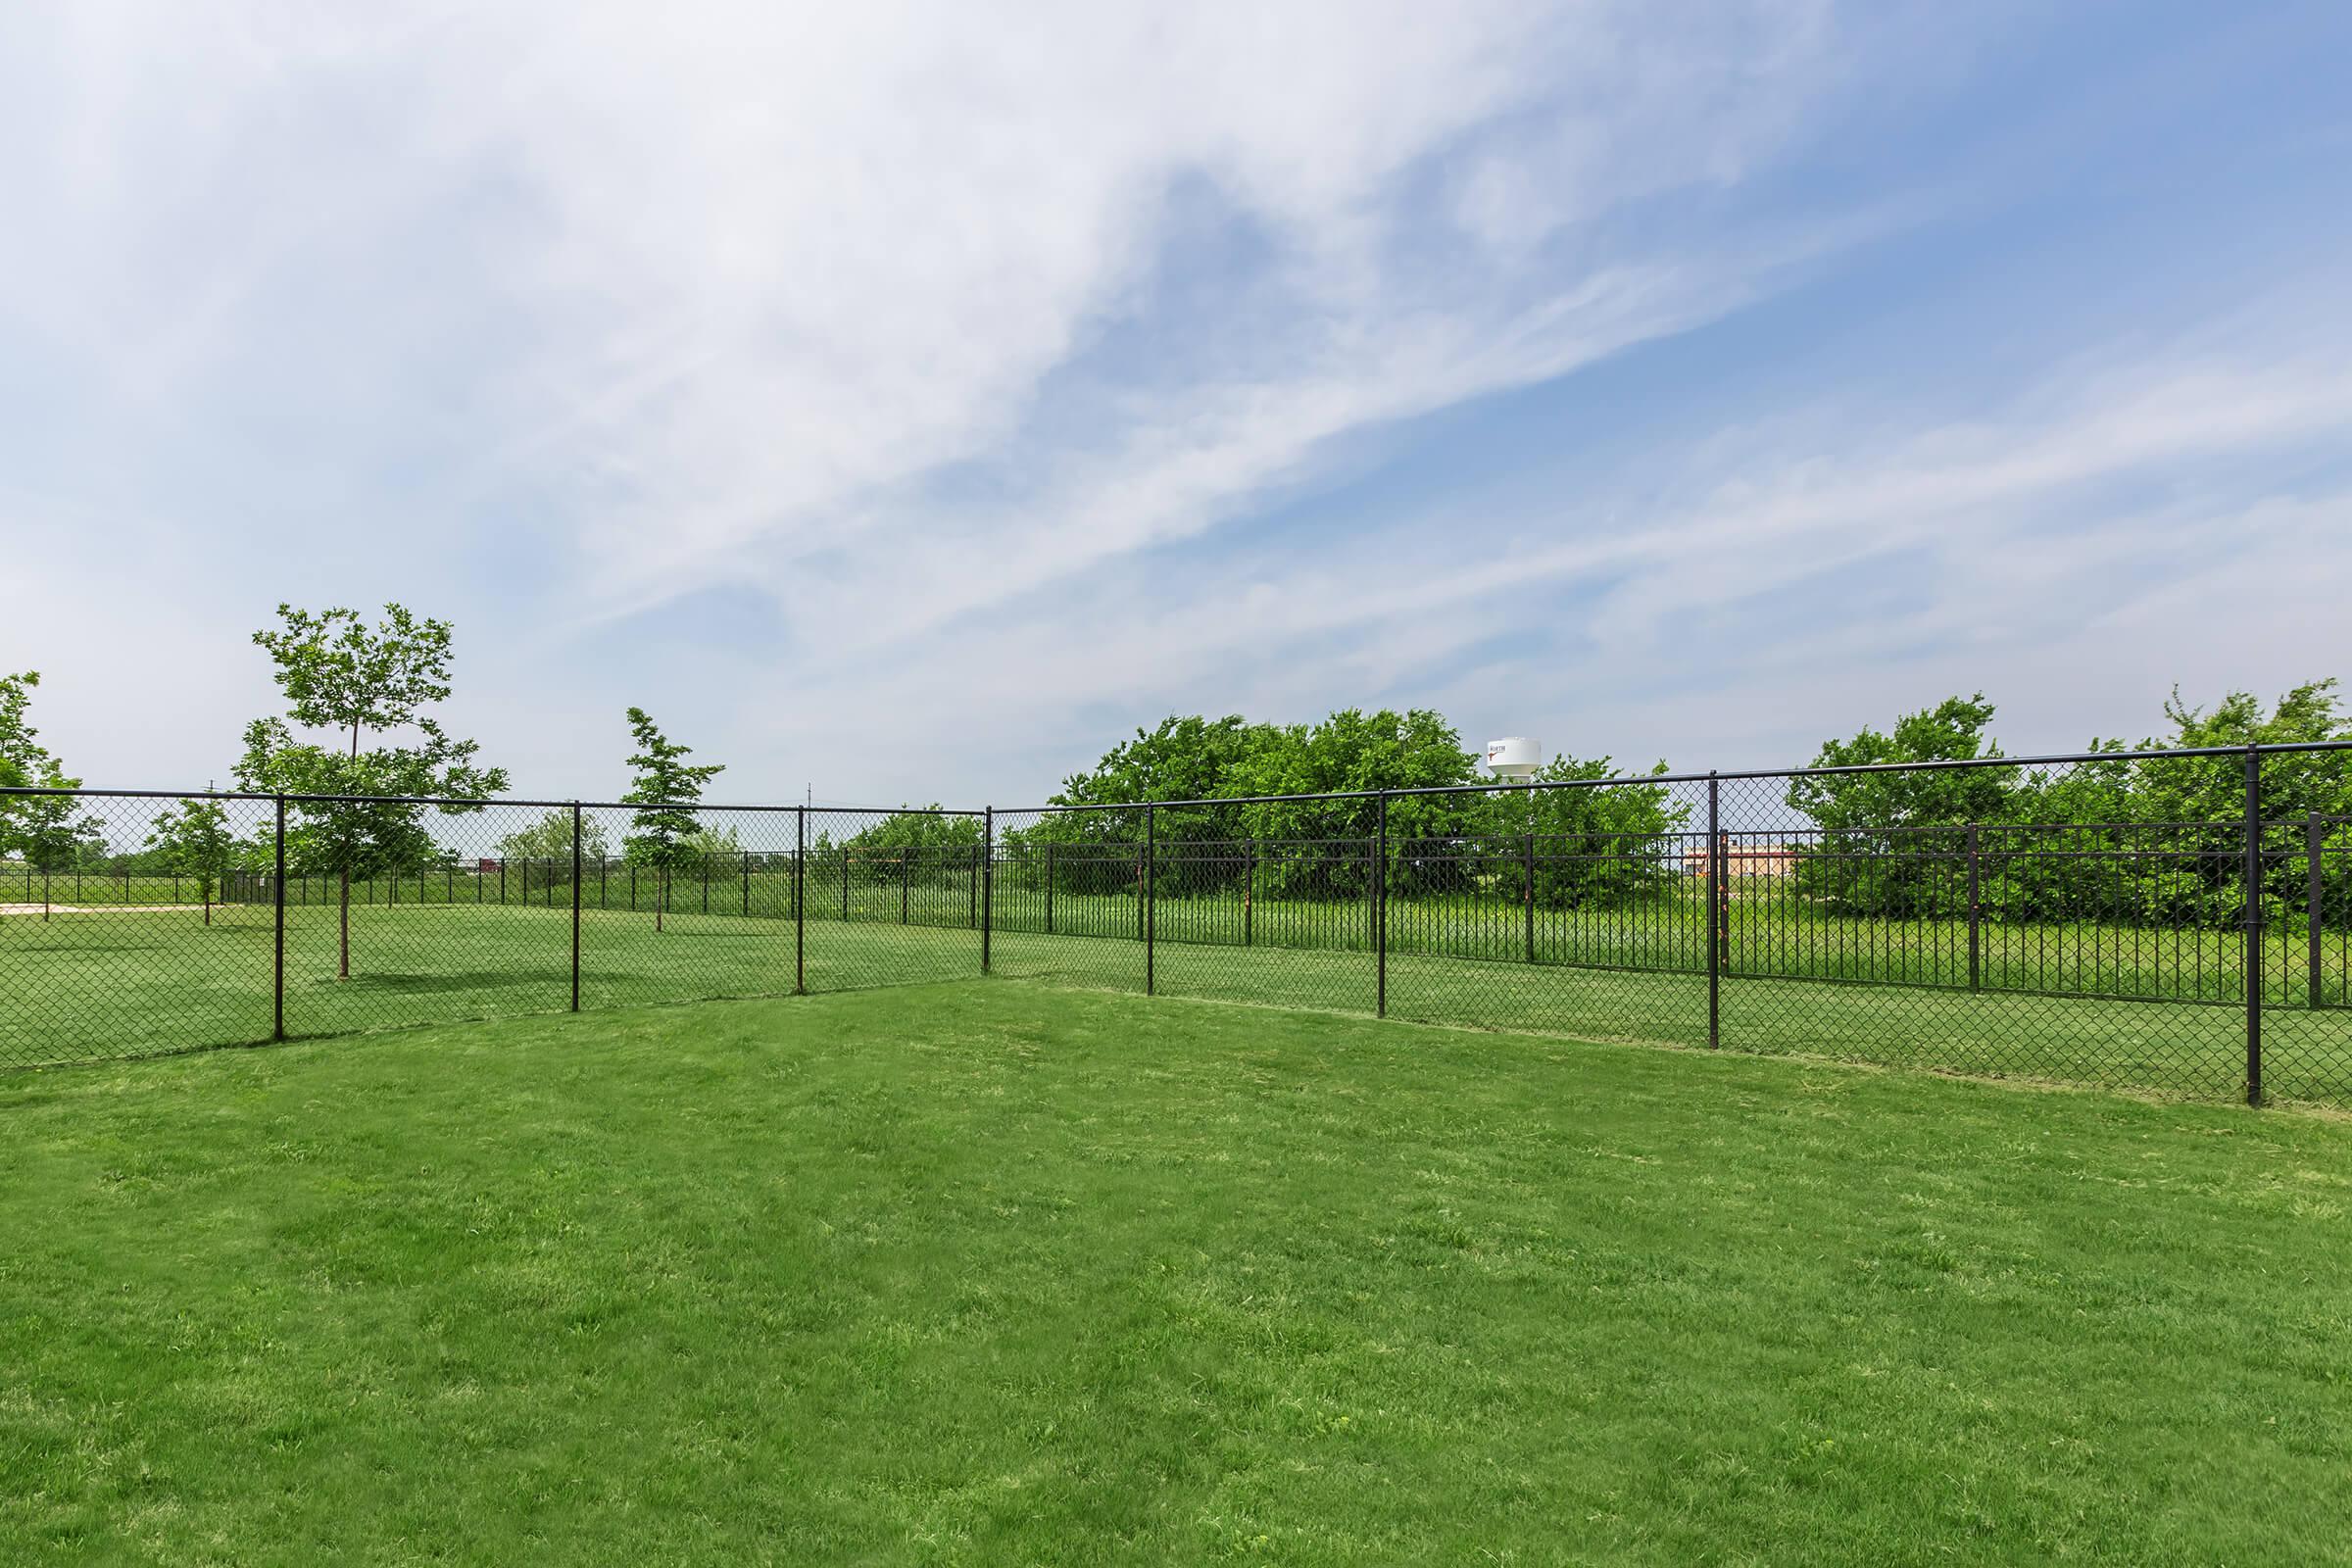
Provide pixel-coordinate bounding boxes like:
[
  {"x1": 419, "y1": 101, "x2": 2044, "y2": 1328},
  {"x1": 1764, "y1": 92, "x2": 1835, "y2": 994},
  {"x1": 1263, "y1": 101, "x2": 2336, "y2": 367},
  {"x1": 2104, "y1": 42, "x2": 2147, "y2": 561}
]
[
  {"x1": 6, "y1": 901, "x2": 2349, "y2": 1102},
  {"x1": 22, "y1": 853, "x2": 2344, "y2": 1007},
  {"x1": 3, "y1": 986, "x2": 2346, "y2": 1564}
]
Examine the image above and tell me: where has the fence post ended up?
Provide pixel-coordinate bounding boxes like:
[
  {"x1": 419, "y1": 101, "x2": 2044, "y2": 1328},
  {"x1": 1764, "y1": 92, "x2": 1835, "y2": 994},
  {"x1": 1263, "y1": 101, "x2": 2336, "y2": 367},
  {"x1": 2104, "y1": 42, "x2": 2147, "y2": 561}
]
[
  {"x1": 1967, "y1": 821, "x2": 1982, "y2": 992},
  {"x1": 795, "y1": 808, "x2": 807, "y2": 994},
  {"x1": 1523, "y1": 797, "x2": 1536, "y2": 965},
  {"x1": 272, "y1": 795, "x2": 287, "y2": 1042},
  {"x1": 742, "y1": 851, "x2": 750, "y2": 918},
  {"x1": 901, "y1": 853, "x2": 909, "y2": 924},
  {"x1": 1245, "y1": 841, "x2": 1254, "y2": 947},
  {"x1": 841, "y1": 837, "x2": 849, "y2": 919},
  {"x1": 1375, "y1": 792, "x2": 1388, "y2": 1017},
  {"x1": 1707, "y1": 772, "x2": 1720, "y2": 1049},
  {"x1": 1045, "y1": 840, "x2": 1055, "y2": 935},
  {"x1": 570, "y1": 804, "x2": 582, "y2": 1012},
  {"x1": 982, "y1": 807, "x2": 994, "y2": 974},
  {"x1": 1146, "y1": 804, "x2": 1156, "y2": 996},
  {"x1": 2244, "y1": 747, "x2": 2264, "y2": 1105},
  {"x1": 2311, "y1": 809, "x2": 2326, "y2": 1010}
]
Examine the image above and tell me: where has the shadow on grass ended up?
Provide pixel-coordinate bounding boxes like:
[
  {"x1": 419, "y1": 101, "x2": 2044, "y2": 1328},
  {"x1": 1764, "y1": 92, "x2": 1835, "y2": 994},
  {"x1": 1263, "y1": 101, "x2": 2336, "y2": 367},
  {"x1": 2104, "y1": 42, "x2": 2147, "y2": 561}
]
[{"x1": 313, "y1": 969, "x2": 568, "y2": 996}]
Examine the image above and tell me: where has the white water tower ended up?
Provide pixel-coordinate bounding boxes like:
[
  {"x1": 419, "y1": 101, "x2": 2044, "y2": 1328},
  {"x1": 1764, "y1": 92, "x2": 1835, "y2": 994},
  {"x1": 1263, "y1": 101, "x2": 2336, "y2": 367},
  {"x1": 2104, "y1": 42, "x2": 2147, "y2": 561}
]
[{"x1": 1484, "y1": 737, "x2": 1542, "y2": 781}]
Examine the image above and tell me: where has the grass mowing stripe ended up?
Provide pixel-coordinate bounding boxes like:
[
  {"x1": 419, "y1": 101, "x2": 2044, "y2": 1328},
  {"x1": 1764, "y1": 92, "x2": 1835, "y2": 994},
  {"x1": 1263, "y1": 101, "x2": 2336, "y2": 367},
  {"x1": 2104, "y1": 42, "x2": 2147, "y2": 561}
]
[
  {"x1": 1, "y1": 985, "x2": 2346, "y2": 1564},
  {"x1": 8, "y1": 905, "x2": 2351, "y2": 1102}
]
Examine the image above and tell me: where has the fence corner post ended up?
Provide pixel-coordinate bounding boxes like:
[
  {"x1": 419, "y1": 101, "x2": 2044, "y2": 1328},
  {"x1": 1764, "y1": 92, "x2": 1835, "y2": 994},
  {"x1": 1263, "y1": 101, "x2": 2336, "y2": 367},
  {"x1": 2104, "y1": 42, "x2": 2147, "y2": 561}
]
[
  {"x1": 272, "y1": 794, "x2": 287, "y2": 1043},
  {"x1": 1523, "y1": 788, "x2": 1537, "y2": 966},
  {"x1": 1966, "y1": 820, "x2": 1982, "y2": 993},
  {"x1": 1375, "y1": 791, "x2": 1389, "y2": 1017},
  {"x1": 1145, "y1": 803, "x2": 1155, "y2": 996},
  {"x1": 2309, "y1": 808, "x2": 2326, "y2": 1011},
  {"x1": 570, "y1": 802, "x2": 583, "y2": 1013},
  {"x1": 2244, "y1": 746, "x2": 2264, "y2": 1106},
  {"x1": 1707, "y1": 771, "x2": 1721, "y2": 1050}
]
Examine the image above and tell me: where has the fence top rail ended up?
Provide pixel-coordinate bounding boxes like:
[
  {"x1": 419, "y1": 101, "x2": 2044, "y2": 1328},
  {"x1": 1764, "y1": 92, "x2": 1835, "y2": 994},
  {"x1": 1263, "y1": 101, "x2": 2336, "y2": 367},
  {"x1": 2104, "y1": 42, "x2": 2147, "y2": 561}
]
[
  {"x1": 6, "y1": 738, "x2": 2347, "y2": 819},
  {"x1": 1763, "y1": 819, "x2": 2342, "y2": 838},
  {"x1": 0, "y1": 786, "x2": 983, "y2": 816}
]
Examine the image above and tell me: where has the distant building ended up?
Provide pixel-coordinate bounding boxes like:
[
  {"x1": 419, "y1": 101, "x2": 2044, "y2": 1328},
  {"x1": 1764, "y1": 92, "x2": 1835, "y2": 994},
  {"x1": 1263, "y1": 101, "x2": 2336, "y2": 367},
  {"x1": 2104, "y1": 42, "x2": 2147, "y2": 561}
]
[{"x1": 1683, "y1": 842, "x2": 1799, "y2": 879}]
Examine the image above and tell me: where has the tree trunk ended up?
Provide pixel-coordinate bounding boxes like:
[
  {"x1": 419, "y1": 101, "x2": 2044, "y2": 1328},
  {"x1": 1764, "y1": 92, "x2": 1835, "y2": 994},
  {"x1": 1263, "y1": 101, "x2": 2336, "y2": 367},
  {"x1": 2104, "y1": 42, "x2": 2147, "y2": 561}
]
[{"x1": 339, "y1": 866, "x2": 351, "y2": 979}]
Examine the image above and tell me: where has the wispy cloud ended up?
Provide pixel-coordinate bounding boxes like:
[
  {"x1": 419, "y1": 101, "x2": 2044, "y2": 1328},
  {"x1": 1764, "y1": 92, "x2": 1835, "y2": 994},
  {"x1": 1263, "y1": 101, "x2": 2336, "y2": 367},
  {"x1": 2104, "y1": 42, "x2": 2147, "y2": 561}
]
[
  {"x1": 738, "y1": 329, "x2": 2352, "y2": 793},
  {"x1": 1, "y1": 2, "x2": 2344, "y2": 801}
]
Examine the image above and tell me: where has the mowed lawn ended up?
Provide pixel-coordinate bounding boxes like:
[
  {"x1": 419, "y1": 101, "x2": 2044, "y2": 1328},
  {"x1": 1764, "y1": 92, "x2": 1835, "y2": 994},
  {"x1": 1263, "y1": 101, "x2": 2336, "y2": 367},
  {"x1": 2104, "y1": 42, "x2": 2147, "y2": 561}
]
[
  {"x1": 4, "y1": 986, "x2": 2348, "y2": 1565},
  {"x1": 9, "y1": 904, "x2": 2347, "y2": 1102}
]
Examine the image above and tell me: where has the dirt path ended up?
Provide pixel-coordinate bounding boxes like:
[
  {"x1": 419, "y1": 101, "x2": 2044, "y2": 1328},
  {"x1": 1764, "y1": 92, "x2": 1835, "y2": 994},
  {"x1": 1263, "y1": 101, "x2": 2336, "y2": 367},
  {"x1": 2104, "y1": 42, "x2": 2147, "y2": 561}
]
[{"x1": 0, "y1": 904, "x2": 219, "y2": 915}]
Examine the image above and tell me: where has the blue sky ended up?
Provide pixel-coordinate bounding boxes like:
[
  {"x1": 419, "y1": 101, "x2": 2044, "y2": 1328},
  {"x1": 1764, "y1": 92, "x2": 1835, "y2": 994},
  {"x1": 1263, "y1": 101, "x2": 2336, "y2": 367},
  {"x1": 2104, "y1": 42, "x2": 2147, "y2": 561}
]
[{"x1": 3, "y1": 1, "x2": 2348, "y2": 807}]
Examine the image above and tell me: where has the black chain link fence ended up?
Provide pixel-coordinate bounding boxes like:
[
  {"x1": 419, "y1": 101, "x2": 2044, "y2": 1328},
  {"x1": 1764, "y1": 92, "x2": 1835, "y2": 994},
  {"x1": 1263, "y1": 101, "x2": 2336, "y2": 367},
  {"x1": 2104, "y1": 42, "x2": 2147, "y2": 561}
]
[{"x1": 4, "y1": 741, "x2": 2347, "y2": 1104}]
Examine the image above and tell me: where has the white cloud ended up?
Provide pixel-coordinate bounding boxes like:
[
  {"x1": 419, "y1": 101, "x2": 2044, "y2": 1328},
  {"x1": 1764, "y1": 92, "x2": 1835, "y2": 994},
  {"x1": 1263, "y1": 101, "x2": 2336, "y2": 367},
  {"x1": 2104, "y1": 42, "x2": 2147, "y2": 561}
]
[
  {"x1": 722, "y1": 333, "x2": 2352, "y2": 798},
  {"x1": 4, "y1": 2, "x2": 2342, "y2": 806}
]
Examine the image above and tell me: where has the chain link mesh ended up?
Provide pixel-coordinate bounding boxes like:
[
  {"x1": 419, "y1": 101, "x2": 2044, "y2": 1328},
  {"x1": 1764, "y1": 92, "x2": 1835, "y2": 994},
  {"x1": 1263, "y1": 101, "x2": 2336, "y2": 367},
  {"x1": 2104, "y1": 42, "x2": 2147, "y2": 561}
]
[
  {"x1": 0, "y1": 791, "x2": 276, "y2": 1065},
  {"x1": 4, "y1": 751, "x2": 2347, "y2": 1105}
]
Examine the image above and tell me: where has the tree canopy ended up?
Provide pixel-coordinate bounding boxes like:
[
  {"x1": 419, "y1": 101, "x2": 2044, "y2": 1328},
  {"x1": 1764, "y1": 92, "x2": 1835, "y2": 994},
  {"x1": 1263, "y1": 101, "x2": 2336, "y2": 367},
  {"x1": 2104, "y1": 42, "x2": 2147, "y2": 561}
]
[
  {"x1": 1786, "y1": 683, "x2": 2352, "y2": 919},
  {"x1": 497, "y1": 808, "x2": 612, "y2": 866},
  {"x1": 0, "y1": 670, "x2": 101, "y2": 875},
  {"x1": 146, "y1": 793, "x2": 242, "y2": 922},
  {"x1": 619, "y1": 708, "x2": 724, "y2": 927},
  {"x1": 619, "y1": 708, "x2": 725, "y2": 867},
  {"x1": 1015, "y1": 708, "x2": 1678, "y2": 905},
  {"x1": 235, "y1": 605, "x2": 506, "y2": 975}
]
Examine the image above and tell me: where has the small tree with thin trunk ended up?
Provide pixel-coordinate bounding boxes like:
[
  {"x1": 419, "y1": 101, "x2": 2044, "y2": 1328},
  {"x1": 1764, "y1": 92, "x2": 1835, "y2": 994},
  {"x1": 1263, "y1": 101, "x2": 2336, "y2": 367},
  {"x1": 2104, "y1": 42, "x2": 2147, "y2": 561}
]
[
  {"x1": 235, "y1": 605, "x2": 506, "y2": 979},
  {"x1": 1, "y1": 671, "x2": 101, "y2": 919},
  {"x1": 497, "y1": 808, "x2": 611, "y2": 885},
  {"x1": 620, "y1": 708, "x2": 723, "y2": 934},
  {"x1": 147, "y1": 792, "x2": 238, "y2": 926}
]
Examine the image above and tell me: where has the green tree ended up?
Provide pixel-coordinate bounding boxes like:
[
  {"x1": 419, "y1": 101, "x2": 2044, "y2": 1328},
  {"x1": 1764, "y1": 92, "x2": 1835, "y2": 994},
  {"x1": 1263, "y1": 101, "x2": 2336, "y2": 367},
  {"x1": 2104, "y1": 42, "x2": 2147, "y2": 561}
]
[
  {"x1": 1058, "y1": 715, "x2": 1283, "y2": 838},
  {"x1": 683, "y1": 824, "x2": 744, "y2": 859},
  {"x1": 1785, "y1": 695, "x2": 2016, "y2": 917},
  {"x1": 2114, "y1": 680, "x2": 2352, "y2": 924},
  {"x1": 0, "y1": 670, "x2": 102, "y2": 914},
  {"x1": 2139, "y1": 679, "x2": 2352, "y2": 823},
  {"x1": 235, "y1": 605, "x2": 507, "y2": 977},
  {"x1": 1224, "y1": 709, "x2": 1478, "y2": 900},
  {"x1": 147, "y1": 792, "x2": 240, "y2": 926},
  {"x1": 620, "y1": 708, "x2": 724, "y2": 933},
  {"x1": 0, "y1": 669, "x2": 46, "y2": 794},
  {"x1": 496, "y1": 808, "x2": 611, "y2": 877},
  {"x1": 1022, "y1": 708, "x2": 1483, "y2": 901},
  {"x1": 1488, "y1": 754, "x2": 1688, "y2": 910},
  {"x1": 837, "y1": 808, "x2": 983, "y2": 891}
]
